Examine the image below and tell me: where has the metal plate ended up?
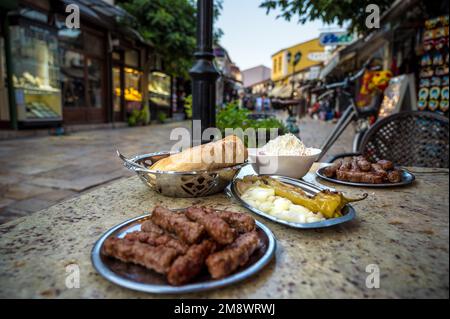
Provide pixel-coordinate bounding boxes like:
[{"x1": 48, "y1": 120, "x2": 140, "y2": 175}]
[
  {"x1": 91, "y1": 213, "x2": 276, "y2": 294},
  {"x1": 316, "y1": 166, "x2": 416, "y2": 188},
  {"x1": 226, "y1": 176, "x2": 356, "y2": 229}
]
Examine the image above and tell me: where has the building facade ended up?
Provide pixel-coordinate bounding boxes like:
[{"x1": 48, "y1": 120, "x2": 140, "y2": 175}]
[
  {"x1": 214, "y1": 45, "x2": 242, "y2": 106},
  {"x1": 241, "y1": 65, "x2": 271, "y2": 96},
  {"x1": 270, "y1": 38, "x2": 325, "y2": 100},
  {"x1": 271, "y1": 38, "x2": 324, "y2": 83},
  {"x1": 0, "y1": 0, "x2": 176, "y2": 130}
]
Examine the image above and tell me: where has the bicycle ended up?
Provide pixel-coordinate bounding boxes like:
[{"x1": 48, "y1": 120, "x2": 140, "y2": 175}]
[{"x1": 313, "y1": 59, "x2": 387, "y2": 161}]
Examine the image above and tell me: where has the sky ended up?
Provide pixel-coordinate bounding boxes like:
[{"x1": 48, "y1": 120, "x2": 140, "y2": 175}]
[{"x1": 216, "y1": 0, "x2": 343, "y2": 71}]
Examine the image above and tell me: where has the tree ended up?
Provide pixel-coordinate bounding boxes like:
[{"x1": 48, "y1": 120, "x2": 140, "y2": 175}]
[
  {"x1": 116, "y1": 0, "x2": 196, "y2": 78},
  {"x1": 259, "y1": 0, "x2": 393, "y2": 33},
  {"x1": 117, "y1": 0, "x2": 223, "y2": 78}
]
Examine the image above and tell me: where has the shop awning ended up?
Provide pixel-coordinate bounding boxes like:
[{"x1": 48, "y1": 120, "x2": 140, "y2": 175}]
[
  {"x1": 319, "y1": 46, "x2": 360, "y2": 79},
  {"x1": 268, "y1": 85, "x2": 283, "y2": 98},
  {"x1": 269, "y1": 85, "x2": 291, "y2": 98},
  {"x1": 319, "y1": 0, "x2": 422, "y2": 80},
  {"x1": 320, "y1": 52, "x2": 340, "y2": 79},
  {"x1": 59, "y1": 0, "x2": 148, "y2": 46},
  {"x1": 279, "y1": 85, "x2": 293, "y2": 98},
  {"x1": 269, "y1": 83, "x2": 301, "y2": 99}
]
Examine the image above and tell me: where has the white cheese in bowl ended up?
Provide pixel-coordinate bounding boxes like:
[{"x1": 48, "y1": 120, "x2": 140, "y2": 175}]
[{"x1": 260, "y1": 133, "x2": 313, "y2": 156}]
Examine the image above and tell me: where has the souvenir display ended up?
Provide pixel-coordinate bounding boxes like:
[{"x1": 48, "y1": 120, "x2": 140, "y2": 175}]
[
  {"x1": 418, "y1": 99, "x2": 428, "y2": 110},
  {"x1": 418, "y1": 87, "x2": 429, "y2": 100},
  {"x1": 418, "y1": 15, "x2": 449, "y2": 114}
]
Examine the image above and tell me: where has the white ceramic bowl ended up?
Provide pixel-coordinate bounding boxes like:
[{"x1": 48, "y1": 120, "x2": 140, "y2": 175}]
[{"x1": 248, "y1": 148, "x2": 322, "y2": 179}]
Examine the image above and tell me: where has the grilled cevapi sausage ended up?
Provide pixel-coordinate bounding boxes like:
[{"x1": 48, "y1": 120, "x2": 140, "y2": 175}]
[
  {"x1": 371, "y1": 163, "x2": 388, "y2": 179},
  {"x1": 377, "y1": 159, "x2": 394, "y2": 171},
  {"x1": 387, "y1": 170, "x2": 402, "y2": 183},
  {"x1": 336, "y1": 170, "x2": 384, "y2": 184},
  {"x1": 324, "y1": 155, "x2": 400, "y2": 184},
  {"x1": 356, "y1": 158, "x2": 372, "y2": 172},
  {"x1": 324, "y1": 161, "x2": 342, "y2": 177}
]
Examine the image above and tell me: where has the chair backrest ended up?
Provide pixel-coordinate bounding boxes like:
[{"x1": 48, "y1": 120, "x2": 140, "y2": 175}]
[{"x1": 359, "y1": 111, "x2": 449, "y2": 168}]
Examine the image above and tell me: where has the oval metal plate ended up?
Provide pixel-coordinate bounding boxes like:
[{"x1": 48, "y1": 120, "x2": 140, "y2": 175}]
[
  {"x1": 226, "y1": 175, "x2": 356, "y2": 229},
  {"x1": 316, "y1": 166, "x2": 415, "y2": 188},
  {"x1": 91, "y1": 214, "x2": 276, "y2": 294}
]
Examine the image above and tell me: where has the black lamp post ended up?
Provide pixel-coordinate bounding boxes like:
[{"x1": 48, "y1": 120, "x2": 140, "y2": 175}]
[{"x1": 190, "y1": 0, "x2": 219, "y2": 145}]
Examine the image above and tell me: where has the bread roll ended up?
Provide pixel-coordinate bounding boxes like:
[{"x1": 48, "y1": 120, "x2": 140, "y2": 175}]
[{"x1": 150, "y1": 135, "x2": 247, "y2": 172}]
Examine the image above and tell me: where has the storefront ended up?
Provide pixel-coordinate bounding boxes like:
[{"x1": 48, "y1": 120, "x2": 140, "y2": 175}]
[
  {"x1": 1, "y1": 5, "x2": 62, "y2": 128},
  {"x1": 320, "y1": 0, "x2": 449, "y2": 118},
  {"x1": 0, "y1": 0, "x2": 158, "y2": 130},
  {"x1": 57, "y1": 16, "x2": 106, "y2": 124}
]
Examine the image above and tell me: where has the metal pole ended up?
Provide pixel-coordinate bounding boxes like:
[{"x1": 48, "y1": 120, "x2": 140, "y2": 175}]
[{"x1": 189, "y1": 0, "x2": 219, "y2": 145}]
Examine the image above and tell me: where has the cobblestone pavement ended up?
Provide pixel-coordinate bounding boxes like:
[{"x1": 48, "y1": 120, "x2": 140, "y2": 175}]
[{"x1": 0, "y1": 117, "x2": 354, "y2": 224}]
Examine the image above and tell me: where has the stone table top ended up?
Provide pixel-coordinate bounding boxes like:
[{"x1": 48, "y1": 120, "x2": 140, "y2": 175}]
[{"x1": 0, "y1": 164, "x2": 448, "y2": 299}]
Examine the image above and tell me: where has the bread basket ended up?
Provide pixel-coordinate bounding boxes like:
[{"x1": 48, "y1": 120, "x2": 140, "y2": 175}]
[{"x1": 118, "y1": 151, "x2": 247, "y2": 198}]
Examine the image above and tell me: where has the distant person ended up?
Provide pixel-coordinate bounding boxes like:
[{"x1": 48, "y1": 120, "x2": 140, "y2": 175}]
[
  {"x1": 255, "y1": 96, "x2": 263, "y2": 112},
  {"x1": 262, "y1": 95, "x2": 271, "y2": 112}
]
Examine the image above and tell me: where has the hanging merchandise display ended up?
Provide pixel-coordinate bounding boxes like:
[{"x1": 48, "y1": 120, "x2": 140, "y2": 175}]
[{"x1": 418, "y1": 15, "x2": 449, "y2": 114}]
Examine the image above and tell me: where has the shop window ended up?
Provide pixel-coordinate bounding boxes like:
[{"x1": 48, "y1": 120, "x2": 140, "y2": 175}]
[
  {"x1": 87, "y1": 58, "x2": 102, "y2": 108},
  {"x1": 149, "y1": 71, "x2": 170, "y2": 107},
  {"x1": 113, "y1": 50, "x2": 143, "y2": 115},
  {"x1": 60, "y1": 50, "x2": 86, "y2": 108},
  {"x1": 58, "y1": 28, "x2": 83, "y2": 51},
  {"x1": 84, "y1": 32, "x2": 104, "y2": 57},
  {"x1": 9, "y1": 24, "x2": 62, "y2": 121},
  {"x1": 124, "y1": 67, "x2": 142, "y2": 112},
  {"x1": 112, "y1": 52, "x2": 121, "y2": 61},
  {"x1": 58, "y1": 19, "x2": 104, "y2": 110},
  {"x1": 125, "y1": 50, "x2": 139, "y2": 68},
  {"x1": 112, "y1": 66, "x2": 121, "y2": 112}
]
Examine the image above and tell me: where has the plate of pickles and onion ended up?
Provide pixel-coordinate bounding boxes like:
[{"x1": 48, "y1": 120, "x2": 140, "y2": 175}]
[{"x1": 226, "y1": 175, "x2": 367, "y2": 229}]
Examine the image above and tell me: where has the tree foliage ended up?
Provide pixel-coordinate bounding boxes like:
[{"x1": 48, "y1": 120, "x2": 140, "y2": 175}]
[
  {"x1": 259, "y1": 0, "x2": 393, "y2": 33},
  {"x1": 117, "y1": 0, "x2": 223, "y2": 78}
]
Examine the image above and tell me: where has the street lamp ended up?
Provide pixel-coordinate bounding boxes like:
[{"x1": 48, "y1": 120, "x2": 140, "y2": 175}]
[{"x1": 190, "y1": 0, "x2": 220, "y2": 145}]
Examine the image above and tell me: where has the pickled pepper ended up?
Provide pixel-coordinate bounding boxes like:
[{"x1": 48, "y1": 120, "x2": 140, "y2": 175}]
[{"x1": 241, "y1": 176, "x2": 367, "y2": 219}]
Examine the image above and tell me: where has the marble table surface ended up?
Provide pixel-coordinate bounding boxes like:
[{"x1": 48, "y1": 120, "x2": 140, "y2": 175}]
[{"x1": 0, "y1": 164, "x2": 448, "y2": 299}]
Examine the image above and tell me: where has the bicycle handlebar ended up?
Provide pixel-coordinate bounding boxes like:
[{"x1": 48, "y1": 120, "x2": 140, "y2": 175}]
[{"x1": 314, "y1": 57, "x2": 379, "y2": 92}]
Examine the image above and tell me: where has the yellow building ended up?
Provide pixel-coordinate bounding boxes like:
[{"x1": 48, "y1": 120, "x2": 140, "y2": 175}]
[{"x1": 271, "y1": 38, "x2": 324, "y2": 83}]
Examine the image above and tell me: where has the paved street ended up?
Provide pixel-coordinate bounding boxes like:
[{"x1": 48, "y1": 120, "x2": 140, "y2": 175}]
[{"x1": 0, "y1": 118, "x2": 353, "y2": 224}]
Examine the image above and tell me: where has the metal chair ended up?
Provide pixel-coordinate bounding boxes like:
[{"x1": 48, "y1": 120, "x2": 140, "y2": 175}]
[{"x1": 327, "y1": 111, "x2": 449, "y2": 168}]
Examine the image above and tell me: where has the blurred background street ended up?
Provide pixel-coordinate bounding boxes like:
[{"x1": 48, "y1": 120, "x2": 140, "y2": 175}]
[
  {"x1": 0, "y1": 0, "x2": 448, "y2": 223},
  {"x1": 0, "y1": 116, "x2": 353, "y2": 224}
]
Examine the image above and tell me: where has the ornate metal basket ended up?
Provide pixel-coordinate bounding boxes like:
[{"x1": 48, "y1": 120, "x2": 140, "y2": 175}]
[{"x1": 118, "y1": 151, "x2": 247, "y2": 198}]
